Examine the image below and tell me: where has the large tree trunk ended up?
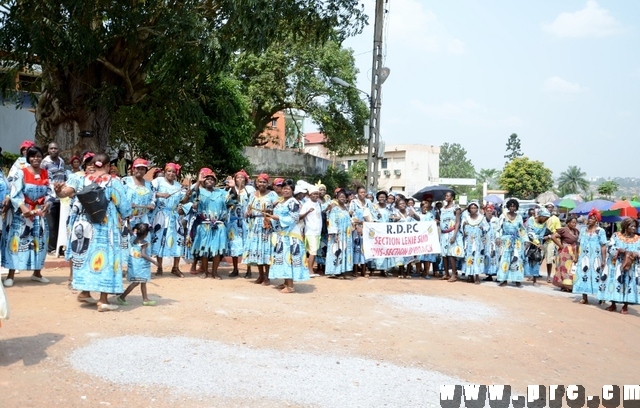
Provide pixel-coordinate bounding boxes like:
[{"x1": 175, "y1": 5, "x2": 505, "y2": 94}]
[{"x1": 34, "y1": 63, "x2": 114, "y2": 160}]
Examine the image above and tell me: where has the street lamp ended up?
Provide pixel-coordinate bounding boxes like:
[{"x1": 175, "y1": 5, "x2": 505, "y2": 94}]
[{"x1": 330, "y1": 72, "x2": 389, "y2": 192}]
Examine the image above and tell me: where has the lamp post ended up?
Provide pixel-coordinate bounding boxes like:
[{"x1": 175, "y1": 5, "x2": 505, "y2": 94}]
[{"x1": 330, "y1": 70, "x2": 389, "y2": 192}]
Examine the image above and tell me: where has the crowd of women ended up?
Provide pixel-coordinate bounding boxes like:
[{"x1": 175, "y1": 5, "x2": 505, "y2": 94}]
[{"x1": 0, "y1": 142, "x2": 637, "y2": 315}]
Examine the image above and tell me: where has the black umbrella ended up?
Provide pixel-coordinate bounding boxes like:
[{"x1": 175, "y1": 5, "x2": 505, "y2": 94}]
[{"x1": 412, "y1": 185, "x2": 455, "y2": 201}]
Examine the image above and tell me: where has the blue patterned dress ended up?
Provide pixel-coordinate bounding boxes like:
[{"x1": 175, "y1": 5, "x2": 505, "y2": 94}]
[
  {"x1": 461, "y1": 213, "x2": 489, "y2": 276},
  {"x1": 243, "y1": 191, "x2": 279, "y2": 265},
  {"x1": 226, "y1": 187, "x2": 250, "y2": 257},
  {"x1": 483, "y1": 216, "x2": 501, "y2": 276},
  {"x1": 394, "y1": 210, "x2": 418, "y2": 267},
  {"x1": 121, "y1": 177, "x2": 155, "y2": 267},
  {"x1": 127, "y1": 239, "x2": 152, "y2": 283},
  {"x1": 315, "y1": 198, "x2": 331, "y2": 266},
  {"x1": 524, "y1": 218, "x2": 547, "y2": 277},
  {"x1": 349, "y1": 198, "x2": 373, "y2": 265},
  {"x1": 190, "y1": 188, "x2": 229, "y2": 258},
  {"x1": 496, "y1": 213, "x2": 527, "y2": 283},
  {"x1": 2, "y1": 167, "x2": 53, "y2": 271},
  {"x1": 439, "y1": 204, "x2": 464, "y2": 258},
  {"x1": 370, "y1": 203, "x2": 398, "y2": 270},
  {"x1": 149, "y1": 178, "x2": 186, "y2": 258},
  {"x1": 269, "y1": 198, "x2": 309, "y2": 281},
  {"x1": 325, "y1": 205, "x2": 353, "y2": 275},
  {"x1": 598, "y1": 232, "x2": 640, "y2": 304},
  {"x1": 573, "y1": 227, "x2": 607, "y2": 296},
  {"x1": 418, "y1": 209, "x2": 438, "y2": 263},
  {"x1": 68, "y1": 174, "x2": 132, "y2": 293}
]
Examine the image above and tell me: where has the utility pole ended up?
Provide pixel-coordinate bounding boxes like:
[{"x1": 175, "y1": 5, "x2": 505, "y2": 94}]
[{"x1": 367, "y1": 0, "x2": 386, "y2": 192}]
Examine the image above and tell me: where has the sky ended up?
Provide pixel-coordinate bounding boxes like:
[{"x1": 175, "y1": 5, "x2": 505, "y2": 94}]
[{"x1": 338, "y1": 0, "x2": 640, "y2": 179}]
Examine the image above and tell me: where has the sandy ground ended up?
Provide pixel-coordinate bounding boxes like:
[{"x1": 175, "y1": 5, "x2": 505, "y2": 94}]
[{"x1": 1, "y1": 261, "x2": 639, "y2": 407}]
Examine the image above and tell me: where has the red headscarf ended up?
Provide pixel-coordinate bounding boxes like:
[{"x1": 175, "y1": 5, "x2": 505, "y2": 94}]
[
  {"x1": 256, "y1": 173, "x2": 269, "y2": 183},
  {"x1": 588, "y1": 208, "x2": 602, "y2": 222},
  {"x1": 165, "y1": 163, "x2": 181, "y2": 175},
  {"x1": 70, "y1": 155, "x2": 80, "y2": 164},
  {"x1": 485, "y1": 203, "x2": 495, "y2": 213},
  {"x1": 20, "y1": 140, "x2": 35, "y2": 150},
  {"x1": 200, "y1": 167, "x2": 216, "y2": 179},
  {"x1": 273, "y1": 178, "x2": 285, "y2": 186},
  {"x1": 133, "y1": 158, "x2": 149, "y2": 168},
  {"x1": 234, "y1": 169, "x2": 249, "y2": 182}
]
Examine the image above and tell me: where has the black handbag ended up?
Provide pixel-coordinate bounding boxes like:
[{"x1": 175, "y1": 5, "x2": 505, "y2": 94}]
[
  {"x1": 526, "y1": 243, "x2": 543, "y2": 263},
  {"x1": 76, "y1": 182, "x2": 109, "y2": 224}
]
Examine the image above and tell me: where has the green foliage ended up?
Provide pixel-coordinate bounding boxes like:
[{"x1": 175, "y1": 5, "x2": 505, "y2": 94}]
[
  {"x1": 499, "y1": 157, "x2": 553, "y2": 199},
  {"x1": 347, "y1": 160, "x2": 367, "y2": 187},
  {"x1": 318, "y1": 165, "x2": 350, "y2": 196},
  {"x1": 232, "y1": 36, "x2": 369, "y2": 155},
  {"x1": 1, "y1": 151, "x2": 21, "y2": 169},
  {"x1": 504, "y1": 133, "x2": 523, "y2": 163},
  {"x1": 597, "y1": 180, "x2": 619, "y2": 199},
  {"x1": 439, "y1": 143, "x2": 475, "y2": 178},
  {"x1": 476, "y1": 168, "x2": 501, "y2": 189},
  {"x1": 557, "y1": 165, "x2": 590, "y2": 196},
  {"x1": 0, "y1": 0, "x2": 367, "y2": 152},
  {"x1": 111, "y1": 74, "x2": 253, "y2": 176}
]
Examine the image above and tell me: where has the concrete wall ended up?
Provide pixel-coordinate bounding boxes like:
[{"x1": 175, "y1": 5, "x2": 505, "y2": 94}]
[
  {"x1": 0, "y1": 102, "x2": 36, "y2": 154},
  {"x1": 244, "y1": 146, "x2": 330, "y2": 175}
]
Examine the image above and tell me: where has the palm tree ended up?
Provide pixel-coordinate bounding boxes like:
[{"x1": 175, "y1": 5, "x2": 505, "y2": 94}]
[
  {"x1": 557, "y1": 166, "x2": 589, "y2": 196},
  {"x1": 476, "y1": 168, "x2": 501, "y2": 189}
]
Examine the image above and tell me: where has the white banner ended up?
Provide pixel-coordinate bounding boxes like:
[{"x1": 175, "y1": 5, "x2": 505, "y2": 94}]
[{"x1": 362, "y1": 221, "x2": 441, "y2": 259}]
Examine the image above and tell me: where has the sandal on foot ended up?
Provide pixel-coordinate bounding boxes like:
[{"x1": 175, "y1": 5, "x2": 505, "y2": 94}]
[
  {"x1": 621, "y1": 307, "x2": 628, "y2": 315},
  {"x1": 605, "y1": 304, "x2": 616, "y2": 312},
  {"x1": 244, "y1": 271, "x2": 252, "y2": 279},
  {"x1": 275, "y1": 283, "x2": 286, "y2": 290},
  {"x1": 498, "y1": 281, "x2": 507, "y2": 287},
  {"x1": 97, "y1": 303, "x2": 118, "y2": 312},
  {"x1": 483, "y1": 276, "x2": 493, "y2": 281},
  {"x1": 115, "y1": 296, "x2": 129, "y2": 306},
  {"x1": 280, "y1": 286, "x2": 295, "y2": 293},
  {"x1": 447, "y1": 276, "x2": 458, "y2": 282},
  {"x1": 579, "y1": 299, "x2": 588, "y2": 304},
  {"x1": 171, "y1": 268, "x2": 185, "y2": 278},
  {"x1": 262, "y1": 279, "x2": 271, "y2": 286},
  {"x1": 515, "y1": 282, "x2": 522, "y2": 287},
  {"x1": 77, "y1": 296, "x2": 98, "y2": 304},
  {"x1": 143, "y1": 300, "x2": 157, "y2": 306},
  {"x1": 229, "y1": 270, "x2": 239, "y2": 277},
  {"x1": 155, "y1": 268, "x2": 163, "y2": 277},
  {"x1": 199, "y1": 273, "x2": 209, "y2": 279}
]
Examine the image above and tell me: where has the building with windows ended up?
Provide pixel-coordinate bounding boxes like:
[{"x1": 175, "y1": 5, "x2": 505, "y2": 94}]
[
  {"x1": 260, "y1": 111, "x2": 306, "y2": 150},
  {"x1": 338, "y1": 144, "x2": 440, "y2": 195}
]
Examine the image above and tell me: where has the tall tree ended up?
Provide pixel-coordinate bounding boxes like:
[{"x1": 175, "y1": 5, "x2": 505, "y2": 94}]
[
  {"x1": 439, "y1": 143, "x2": 475, "y2": 179},
  {"x1": 0, "y1": 0, "x2": 367, "y2": 156},
  {"x1": 347, "y1": 160, "x2": 367, "y2": 187},
  {"x1": 232, "y1": 36, "x2": 369, "y2": 156},
  {"x1": 500, "y1": 157, "x2": 553, "y2": 199},
  {"x1": 597, "y1": 180, "x2": 619, "y2": 199},
  {"x1": 557, "y1": 165, "x2": 590, "y2": 196},
  {"x1": 504, "y1": 133, "x2": 523, "y2": 163},
  {"x1": 476, "y1": 168, "x2": 501, "y2": 189}
]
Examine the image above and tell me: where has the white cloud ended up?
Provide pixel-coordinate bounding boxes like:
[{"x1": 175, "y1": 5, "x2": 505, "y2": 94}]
[
  {"x1": 543, "y1": 76, "x2": 587, "y2": 93},
  {"x1": 543, "y1": 1, "x2": 623, "y2": 38},
  {"x1": 386, "y1": 0, "x2": 465, "y2": 55}
]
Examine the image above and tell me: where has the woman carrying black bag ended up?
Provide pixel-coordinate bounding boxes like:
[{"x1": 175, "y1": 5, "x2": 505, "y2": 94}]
[{"x1": 54, "y1": 153, "x2": 132, "y2": 312}]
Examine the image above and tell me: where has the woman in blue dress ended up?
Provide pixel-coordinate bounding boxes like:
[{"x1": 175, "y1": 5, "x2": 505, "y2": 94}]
[
  {"x1": 243, "y1": 173, "x2": 279, "y2": 285},
  {"x1": 370, "y1": 191, "x2": 397, "y2": 277},
  {"x1": 226, "y1": 170, "x2": 252, "y2": 278},
  {"x1": 184, "y1": 168, "x2": 229, "y2": 280},
  {"x1": 497, "y1": 198, "x2": 527, "y2": 287},
  {"x1": 524, "y1": 208, "x2": 551, "y2": 285},
  {"x1": 599, "y1": 217, "x2": 640, "y2": 315},
  {"x1": 121, "y1": 158, "x2": 156, "y2": 273},
  {"x1": 439, "y1": 191, "x2": 463, "y2": 282},
  {"x1": 460, "y1": 201, "x2": 489, "y2": 284},
  {"x1": 348, "y1": 185, "x2": 374, "y2": 277},
  {"x1": 417, "y1": 195, "x2": 438, "y2": 278},
  {"x1": 2, "y1": 146, "x2": 54, "y2": 287},
  {"x1": 393, "y1": 196, "x2": 420, "y2": 278},
  {"x1": 573, "y1": 209, "x2": 607, "y2": 305},
  {"x1": 149, "y1": 163, "x2": 186, "y2": 276},
  {"x1": 263, "y1": 179, "x2": 309, "y2": 293},
  {"x1": 483, "y1": 204, "x2": 501, "y2": 281},
  {"x1": 325, "y1": 189, "x2": 353, "y2": 278},
  {"x1": 53, "y1": 153, "x2": 132, "y2": 312}
]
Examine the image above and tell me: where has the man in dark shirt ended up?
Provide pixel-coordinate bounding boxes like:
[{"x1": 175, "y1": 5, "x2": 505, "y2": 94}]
[
  {"x1": 110, "y1": 150, "x2": 132, "y2": 177},
  {"x1": 41, "y1": 142, "x2": 66, "y2": 254}
]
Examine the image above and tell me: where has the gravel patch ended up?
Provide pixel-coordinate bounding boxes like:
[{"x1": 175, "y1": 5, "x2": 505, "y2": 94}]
[
  {"x1": 385, "y1": 294, "x2": 500, "y2": 321},
  {"x1": 69, "y1": 335, "x2": 462, "y2": 407}
]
